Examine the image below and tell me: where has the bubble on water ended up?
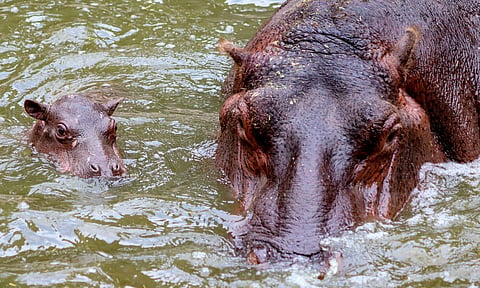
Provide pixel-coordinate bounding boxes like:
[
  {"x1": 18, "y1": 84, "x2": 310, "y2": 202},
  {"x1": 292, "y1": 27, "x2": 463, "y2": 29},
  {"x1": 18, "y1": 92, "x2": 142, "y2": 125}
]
[
  {"x1": 17, "y1": 201, "x2": 29, "y2": 210},
  {"x1": 192, "y1": 251, "x2": 206, "y2": 259},
  {"x1": 199, "y1": 267, "x2": 210, "y2": 277},
  {"x1": 216, "y1": 25, "x2": 234, "y2": 34}
]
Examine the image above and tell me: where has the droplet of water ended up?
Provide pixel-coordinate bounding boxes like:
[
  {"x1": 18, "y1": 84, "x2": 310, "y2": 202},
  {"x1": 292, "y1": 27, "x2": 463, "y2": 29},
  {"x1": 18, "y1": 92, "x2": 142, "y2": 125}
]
[{"x1": 17, "y1": 201, "x2": 30, "y2": 210}]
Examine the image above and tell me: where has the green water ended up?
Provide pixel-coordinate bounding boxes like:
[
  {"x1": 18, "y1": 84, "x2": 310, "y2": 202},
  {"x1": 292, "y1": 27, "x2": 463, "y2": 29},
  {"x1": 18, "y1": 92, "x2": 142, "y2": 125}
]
[{"x1": 0, "y1": 0, "x2": 479, "y2": 287}]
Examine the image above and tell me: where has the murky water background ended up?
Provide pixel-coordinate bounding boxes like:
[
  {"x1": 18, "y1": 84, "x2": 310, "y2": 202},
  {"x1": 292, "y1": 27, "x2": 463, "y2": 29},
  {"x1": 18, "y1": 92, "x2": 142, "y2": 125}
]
[{"x1": 0, "y1": 0, "x2": 478, "y2": 287}]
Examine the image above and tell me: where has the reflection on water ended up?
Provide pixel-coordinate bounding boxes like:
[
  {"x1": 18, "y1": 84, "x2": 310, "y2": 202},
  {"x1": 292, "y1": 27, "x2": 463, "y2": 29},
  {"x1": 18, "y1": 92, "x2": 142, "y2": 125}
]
[{"x1": 0, "y1": 0, "x2": 479, "y2": 287}]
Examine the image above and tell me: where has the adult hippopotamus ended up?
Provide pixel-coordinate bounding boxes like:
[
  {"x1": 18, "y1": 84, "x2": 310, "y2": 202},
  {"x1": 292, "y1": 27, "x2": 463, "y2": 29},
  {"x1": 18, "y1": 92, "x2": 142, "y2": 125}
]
[
  {"x1": 217, "y1": 0, "x2": 480, "y2": 265},
  {"x1": 24, "y1": 94, "x2": 127, "y2": 178}
]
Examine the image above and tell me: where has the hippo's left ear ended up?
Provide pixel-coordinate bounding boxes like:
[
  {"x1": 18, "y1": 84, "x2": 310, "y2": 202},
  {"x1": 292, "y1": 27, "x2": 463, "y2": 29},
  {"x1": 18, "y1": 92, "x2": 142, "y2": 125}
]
[
  {"x1": 102, "y1": 98, "x2": 123, "y2": 116},
  {"x1": 384, "y1": 26, "x2": 421, "y2": 82},
  {"x1": 24, "y1": 99, "x2": 49, "y2": 121}
]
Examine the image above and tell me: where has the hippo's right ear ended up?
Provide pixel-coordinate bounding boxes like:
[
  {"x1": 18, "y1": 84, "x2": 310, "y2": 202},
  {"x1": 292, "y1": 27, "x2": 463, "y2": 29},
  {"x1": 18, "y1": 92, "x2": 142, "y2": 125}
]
[
  {"x1": 102, "y1": 98, "x2": 123, "y2": 116},
  {"x1": 218, "y1": 39, "x2": 252, "y2": 66},
  {"x1": 24, "y1": 99, "x2": 49, "y2": 121}
]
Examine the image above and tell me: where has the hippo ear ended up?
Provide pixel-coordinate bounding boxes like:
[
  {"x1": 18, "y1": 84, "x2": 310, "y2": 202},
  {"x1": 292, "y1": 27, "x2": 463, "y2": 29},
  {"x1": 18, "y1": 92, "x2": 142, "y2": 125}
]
[
  {"x1": 218, "y1": 39, "x2": 252, "y2": 66},
  {"x1": 388, "y1": 26, "x2": 421, "y2": 81},
  {"x1": 102, "y1": 98, "x2": 123, "y2": 116},
  {"x1": 24, "y1": 99, "x2": 49, "y2": 121}
]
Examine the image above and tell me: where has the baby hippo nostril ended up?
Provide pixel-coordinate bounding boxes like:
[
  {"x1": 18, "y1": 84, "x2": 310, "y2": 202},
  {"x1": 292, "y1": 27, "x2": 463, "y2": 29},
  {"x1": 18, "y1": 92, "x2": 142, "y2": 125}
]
[
  {"x1": 110, "y1": 161, "x2": 126, "y2": 176},
  {"x1": 88, "y1": 162, "x2": 125, "y2": 177},
  {"x1": 90, "y1": 163, "x2": 101, "y2": 174},
  {"x1": 112, "y1": 162, "x2": 120, "y2": 172}
]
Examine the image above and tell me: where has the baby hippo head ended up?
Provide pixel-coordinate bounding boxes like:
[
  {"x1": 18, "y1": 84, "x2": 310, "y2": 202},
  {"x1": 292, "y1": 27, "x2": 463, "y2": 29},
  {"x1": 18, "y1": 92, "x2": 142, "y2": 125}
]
[{"x1": 24, "y1": 94, "x2": 127, "y2": 178}]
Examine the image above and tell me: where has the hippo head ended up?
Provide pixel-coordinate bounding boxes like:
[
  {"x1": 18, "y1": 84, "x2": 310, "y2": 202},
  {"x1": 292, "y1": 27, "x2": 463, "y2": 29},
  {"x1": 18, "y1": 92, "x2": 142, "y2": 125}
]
[
  {"x1": 217, "y1": 28, "x2": 444, "y2": 263},
  {"x1": 24, "y1": 94, "x2": 126, "y2": 178}
]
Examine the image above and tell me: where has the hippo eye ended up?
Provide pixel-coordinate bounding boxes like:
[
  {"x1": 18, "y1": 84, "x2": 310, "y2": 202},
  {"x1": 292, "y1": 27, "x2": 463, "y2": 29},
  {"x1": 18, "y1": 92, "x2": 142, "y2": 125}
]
[
  {"x1": 386, "y1": 125, "x2": 401, "y2": 143},
  {"x1": 57, "y1": 124, "x2": 66, "y2": 136},
  {"x1": 55, "y1": 123, "x2": 70, "y2": 141},
  {"x1": 380, "y1": 116, "x2": 403, "y2": 152}
]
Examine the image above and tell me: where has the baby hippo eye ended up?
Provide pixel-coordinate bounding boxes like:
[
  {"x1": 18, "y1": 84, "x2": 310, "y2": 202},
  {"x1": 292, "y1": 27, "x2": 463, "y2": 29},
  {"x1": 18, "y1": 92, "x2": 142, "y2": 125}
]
[
  {"x1": 56, "y1": 123, "x2": 67, "y2": 138},
  {"x1": 55, "y1": 123, "x2": 75, "y2": 144}
]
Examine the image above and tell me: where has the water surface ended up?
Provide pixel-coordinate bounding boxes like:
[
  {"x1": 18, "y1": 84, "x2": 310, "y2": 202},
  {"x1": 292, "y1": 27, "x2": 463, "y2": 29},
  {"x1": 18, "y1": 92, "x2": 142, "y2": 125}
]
[{"x1": 0, "y1": 0, "x2": 479, "y2": 287}]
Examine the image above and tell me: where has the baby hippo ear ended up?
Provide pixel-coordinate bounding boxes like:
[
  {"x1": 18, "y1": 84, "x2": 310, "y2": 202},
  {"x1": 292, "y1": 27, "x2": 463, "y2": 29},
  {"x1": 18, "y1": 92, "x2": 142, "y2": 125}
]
[
  {"x1": 384, "y1": 26, "x2": 421, "y2": 82},
  {"x1": 102, "y1": 98, "x2": 123, "y2": 116},
  {"x1": 24, "y1": 99, "x2": 49, "y2": 121}
]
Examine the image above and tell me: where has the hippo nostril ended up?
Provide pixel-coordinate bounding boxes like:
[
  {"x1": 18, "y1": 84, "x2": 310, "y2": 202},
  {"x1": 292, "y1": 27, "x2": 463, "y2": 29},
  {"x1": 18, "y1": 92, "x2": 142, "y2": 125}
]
[
  {"x1": 110, "y1": 162, "x2": 126, "y2": 176},
  {"x1": 90, "y1": 163, "x2": 101, "y2": 174},
  {"x1": 112, "y1": 163, "x2": 120, "y2": 172}
]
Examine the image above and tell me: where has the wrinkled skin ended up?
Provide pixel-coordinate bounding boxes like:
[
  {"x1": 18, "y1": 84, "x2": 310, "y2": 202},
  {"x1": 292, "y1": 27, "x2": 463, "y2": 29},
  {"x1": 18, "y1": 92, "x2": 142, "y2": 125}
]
[
  {"x1": 217, "y1": 0, "x2": 480, "y2": 265},
  {"x1": 24, "y1": 94, "x2": 126, "y2": 178}
]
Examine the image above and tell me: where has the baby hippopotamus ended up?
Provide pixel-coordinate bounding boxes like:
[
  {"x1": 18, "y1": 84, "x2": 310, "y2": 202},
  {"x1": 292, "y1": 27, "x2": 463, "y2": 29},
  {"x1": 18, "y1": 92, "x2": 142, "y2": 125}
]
[{"x1": 24, "y1": 94, "x2": 126, "y2": 178}]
